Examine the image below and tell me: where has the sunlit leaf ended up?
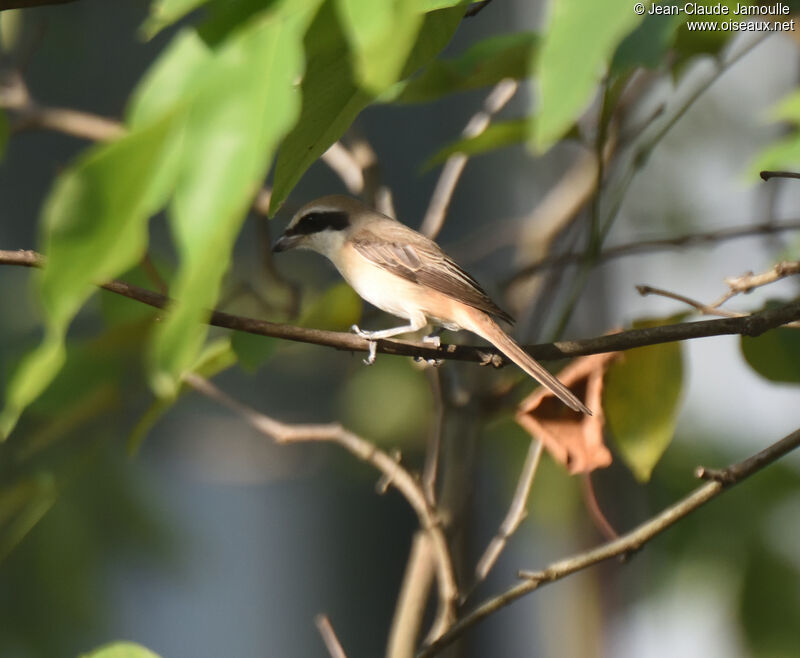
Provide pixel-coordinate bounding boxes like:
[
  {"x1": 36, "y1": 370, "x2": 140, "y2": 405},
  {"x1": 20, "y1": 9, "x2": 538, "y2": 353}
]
[
  {"x1": 741, "y1": 327, "x2": 800, "y2": 384},
  {"x1": 148, "y1": 0, "x2": 321, "y2": 397},
  {"x1": 534, "y1": 0, "x2": 642, "y2": 151},
  {"x1": 141, "y1": 0, "x2": 211, "y2": 39},
  {"x1": 0, "y1": 112, "x2": 180, "y2": 439},
  {"x1": 604, "y1": 317, "x2": 684, "y2": 482},
  {"x1": 424, "y1": 118, "x2": 526, "y2": 169},
  {"x1": 80, "y1": 642, "x2": 162, "y2": 658},
  {"x1": 390, "y1": 31, "x2": 538, "y2": 104},
  {"x1": 336, "y1": 0, "x2": 425, "y2": 92},
  {"x1": 269, "y1": 2, "x2": 464, "y2": 213}
]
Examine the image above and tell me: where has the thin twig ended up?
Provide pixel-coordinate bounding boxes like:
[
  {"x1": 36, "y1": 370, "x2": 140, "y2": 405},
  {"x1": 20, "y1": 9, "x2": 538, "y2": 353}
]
[
  {"x1": 725, "y1": 260, "x2": 800, "y2": 295},
  {"x1": 386, "y1": 532, "x2": 437, "y2": 658},
  {"x1": 509, "y1": 219, "x2": 800, "y2": 283},
  {"x1": 419, "y1": 427, "x2": 800, "y2": 657},
  {"x1": 760, "y1": 170, "x2": 800, "y2": 181},
  {"x1": 419, "y1": 79, "x2": 518, "y2": 239},
  {"x1": 636, "y1": 285, "x2": 742, "y2": 318},
  {"x1": 182, "y1": 374, "x2": 459, "y2": 637},
  {"x1": 315, "y1": 614, "x2": 348, "y2": 658},
  {"x1": 469, "y1": 438, "x2": 543, "y2": 595},
  {"x1": 3, "y1": 249, "x2": 800, "y2": 364},
  {"x1": 581, "y1": 473, "x2": 618, "y2": 541}
]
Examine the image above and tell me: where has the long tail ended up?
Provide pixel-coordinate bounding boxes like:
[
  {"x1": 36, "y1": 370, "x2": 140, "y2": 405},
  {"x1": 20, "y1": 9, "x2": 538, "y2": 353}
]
[{"x1": 463, "y1": 312, "x2": 592, "y2": 415}]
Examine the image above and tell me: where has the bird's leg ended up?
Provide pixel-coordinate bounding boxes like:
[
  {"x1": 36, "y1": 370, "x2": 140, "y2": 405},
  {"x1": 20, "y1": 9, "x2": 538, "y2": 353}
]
[
  {"x1": 422, "y1": 326, "x2": 445, "y2": 348},
  {"x1": 351, "y1": 314, "x2": 427, "y2": 366}
]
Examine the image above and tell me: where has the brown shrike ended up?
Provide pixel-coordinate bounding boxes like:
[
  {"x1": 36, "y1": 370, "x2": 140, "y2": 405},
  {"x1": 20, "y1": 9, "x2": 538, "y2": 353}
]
[{"x1": 273, "y1": 195, "x2": 591, "y2": 415}]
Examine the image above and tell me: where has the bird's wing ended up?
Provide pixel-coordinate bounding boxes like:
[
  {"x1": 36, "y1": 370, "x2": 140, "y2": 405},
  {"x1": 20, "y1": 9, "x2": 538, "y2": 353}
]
[{"x1": 351, "y1": 224, "x2": 514, "y2": 324}]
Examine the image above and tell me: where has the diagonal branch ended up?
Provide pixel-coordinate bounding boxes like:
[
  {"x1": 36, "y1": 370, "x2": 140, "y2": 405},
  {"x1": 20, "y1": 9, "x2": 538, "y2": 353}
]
[
  {"x1": 3, "y1": 249, "x2": 800, "y2": 366},
  {"x1": 183, "y1": 373, "x2": 459, "y2": 637},
  {"x1": 419, "y1": 426, "x2": 800, "y2": 657}
]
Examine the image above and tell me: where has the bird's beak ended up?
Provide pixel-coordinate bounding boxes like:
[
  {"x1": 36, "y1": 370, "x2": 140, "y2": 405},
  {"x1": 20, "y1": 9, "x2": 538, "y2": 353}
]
[{"x1": 272, "y1": 233, "x2": 300, "y2": 253}]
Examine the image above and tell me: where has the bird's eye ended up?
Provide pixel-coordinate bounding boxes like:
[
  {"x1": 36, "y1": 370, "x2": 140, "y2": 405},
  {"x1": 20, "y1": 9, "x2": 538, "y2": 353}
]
[{"x1": 288, "y1": 210, "x2": 350, "y2": 236}]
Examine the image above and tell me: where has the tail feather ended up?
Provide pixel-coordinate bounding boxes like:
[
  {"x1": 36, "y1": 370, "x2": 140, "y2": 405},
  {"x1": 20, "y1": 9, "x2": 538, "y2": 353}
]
[{"x1": 465, "y1": 313, "x2": 592, "y2": 415}]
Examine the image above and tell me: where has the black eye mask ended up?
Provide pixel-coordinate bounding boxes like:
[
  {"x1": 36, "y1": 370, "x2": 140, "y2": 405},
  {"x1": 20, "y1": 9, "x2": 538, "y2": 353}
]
[{"x1": 286, "y1": 211, "x2": 350, "y2": 236}]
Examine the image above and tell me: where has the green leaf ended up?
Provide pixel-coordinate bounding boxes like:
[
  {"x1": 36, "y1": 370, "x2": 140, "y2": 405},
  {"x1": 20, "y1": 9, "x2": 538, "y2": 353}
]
[
  {"x1": 80, "y1": 642, "x2": 163, "y2": 658},
  {"x1": 141, "y1": 0, "x2": 211, "y2": 39},
  {"x1": 336, "y1": 0, "x2": 425, "y2": 92},
  {"x1": 300, "y1": 281, "x2": 363, "y2": 330},
  {"x1": 604, "y1": 317, "x2": 684, "y2": 482},
  {"x1": 0, "y1": 112, "x2": 180, "y2": 439},
  {"x1": 672, "y1": 0, "x2": 744, "y2": 71},
  {"x1": 0, "y1": 474, "x2": 57, "y2": 562},
  {"x1": 390, "y1": 31, "x2": 538, "y2": 104},
  {"x1": 533, "y1": 0, "x2": 642, "y2": 152},
  {"x1": 231, "y1": 332, "x2": 280, "y2": 373},
  {"x1": 751, "y1": 90, "x2": 800, "y2": 177},
  {"x1": 127, "y1": 28, "x2": 211, "y2": 128},
  {"x1": 269, "y1": 1, "x2": 464, "y2": 213},
  {"x1": 0, "y1": 109, "x2": 8, "y2": 162},
  {"x1": 611, "y1": 12, "x2": 682, "y2": 75},
  {"x1": 741, "y1": 327, "x2": 800, "y2": 384},
  {"x1": 148, "y1": 0, "x2": 321, "y2": 397},
  {"x1": 424, "y1": 117, "x2": 526, "y2": 168}
]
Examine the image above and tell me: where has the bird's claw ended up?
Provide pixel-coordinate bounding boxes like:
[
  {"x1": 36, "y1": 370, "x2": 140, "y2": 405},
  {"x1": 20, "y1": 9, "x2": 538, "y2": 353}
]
[
  {"x1": 363, "y1": 340, "x2": 377, "y2": 365},
  {"x1": 422, "y1": 333, "x2": 441, "y2": 348},
  {"x1": 413, "y1": 355, "x2": 443, "y2": 367},
  {"x1": 351, "y1": 324, "x2": 372, "y2": 339}
]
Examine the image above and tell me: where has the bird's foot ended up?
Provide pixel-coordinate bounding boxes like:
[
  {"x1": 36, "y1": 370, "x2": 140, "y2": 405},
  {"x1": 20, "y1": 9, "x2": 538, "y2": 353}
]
[
  {"x1": 351, "y1": 325, "x2": 378, "y2": 365},
  {"x1": 363, "y1": 340, "x2": 377, "y2": 366},
  {"x1": 414, "y1": 355, "x2": 444, "y2": 367},
  {"x1": 422, "y1": 333, "x2": 441, "y2": 348}
]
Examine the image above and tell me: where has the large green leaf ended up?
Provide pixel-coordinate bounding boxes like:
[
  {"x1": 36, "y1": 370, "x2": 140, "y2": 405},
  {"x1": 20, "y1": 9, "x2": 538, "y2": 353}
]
[
  {"x1": 741, "y1": 326, "x2": 800, "y2": 384},
  {"x1": 148, "y1": 0, "x2": 321, "y2": 397},
  {"x1": 534, "y1": 0, "x2": 642, "y2": 151},
  {"x1": 390, "y1": 31, "x2": 538, "y2": 104},
  {"x1": 604, "y1": 317, "x2": 685, "y2": 482},
  {"x1": 0, "y1": 113, "x2": 180, "y2": 439},
  {"x1": 269, "y1": 1, "x2": 465, "y2": 213},
  {"x1": 141, "y1": 0, "x2": 212, "y2": 38},
  {"x1": 80, "y1": 642, "x2": 162, "y2": 658},
  {"x1": 336, "y1": 0, "x2": 425, "y2": 92},
  {"x1": 424, "y1": 117, "x2": 526, "y2": 168},
  {"x1": 611, "y1": 11, "x2": 682, "y2": 75}
]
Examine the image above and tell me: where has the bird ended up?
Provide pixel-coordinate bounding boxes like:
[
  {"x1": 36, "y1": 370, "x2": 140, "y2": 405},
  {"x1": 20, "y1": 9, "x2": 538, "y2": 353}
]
[{"x1": 272, "y1": 195, "x2": 591, "y2": 415}]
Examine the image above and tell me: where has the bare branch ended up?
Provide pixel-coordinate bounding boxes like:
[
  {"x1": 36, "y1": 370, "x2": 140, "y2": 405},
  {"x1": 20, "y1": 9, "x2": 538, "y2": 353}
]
[
  {"x1": 419, "y1": 426, "x2": 800, "y2": 657},
  {"x1": 386, "y1": 532, "x2": 437, "y2": 658},
  {"x1": 470, "y1": 439, "x2": 543, "y2": 593},
  {"x1": 725, "y1": 260, "x2": 800, "y2": 295},
  {"x1": 422, "y1": 368, "x2": 444, "y2": 506},
  {"x1": 419, "y1": 79, "x2": 518, "y2": 239},
  {"x1": 636, "y1": 285, "x2": 742, "y2": 318},
  {"x1": 0, "y1": 0, "x2": 77, "y2": 10},
  {"x1": 3, "y1": 249, "x2": 800, "y2": 365},
  {"x1": 760, "y1": 170, "x2": 800, "y2": 181},
  {"x1": 322, "y1": 142, "x2": 365, "y2": 195},
  {"x1": 315, "y1": 614, "x2": 348, "y2": 658},
  {"x1": 182, "y1": 374, "x2": 459, "y2": 637},
  {"x1": 509, "y1": 219, "x2": 800, "y2": 283}
]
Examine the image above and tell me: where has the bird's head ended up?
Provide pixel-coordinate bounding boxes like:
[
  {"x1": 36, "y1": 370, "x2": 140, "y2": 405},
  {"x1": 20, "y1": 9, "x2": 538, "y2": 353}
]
[{"x1": 273, "y1": 195, "x2": 366, "y2": 259}]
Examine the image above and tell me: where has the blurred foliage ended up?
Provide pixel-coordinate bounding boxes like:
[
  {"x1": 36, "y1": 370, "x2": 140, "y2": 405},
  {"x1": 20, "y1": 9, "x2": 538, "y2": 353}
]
[
  {"x1": 340, "y1": 357, "x2": 431, "y2": 446},
  {"x1": 604, "y1": 315, "x2": 686, "y2": 482}
]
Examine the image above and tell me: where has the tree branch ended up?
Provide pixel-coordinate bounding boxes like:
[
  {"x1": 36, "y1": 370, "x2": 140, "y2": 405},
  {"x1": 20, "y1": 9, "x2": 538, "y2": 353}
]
[
  {"x1": 419, "y1": 426, "x2": 800, "y2": 657},
  {"x1": 509, "y1": 219, "x2": 800, "y2": 283},
  {"x1": 419, "y1": 79, "x2": 518, "y2": 239},
  {"x1": 315, "y1": 614, "x2": 348, "y2": 658},
  {"x1": 3, "y1": 249, "x2": 800, "y2": 366},
  {"x1": 182, "y1": 373, "x2": 460, "y2": 637}
]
